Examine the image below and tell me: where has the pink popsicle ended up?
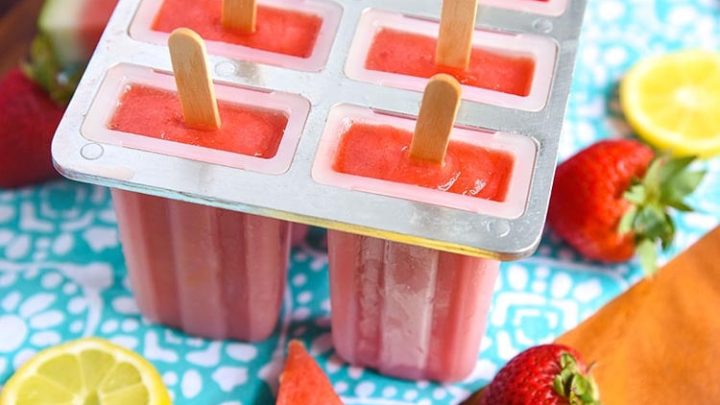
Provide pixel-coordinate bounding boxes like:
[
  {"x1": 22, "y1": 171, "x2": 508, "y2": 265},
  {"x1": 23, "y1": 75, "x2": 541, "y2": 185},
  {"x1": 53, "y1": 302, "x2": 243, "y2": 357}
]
[
  {"x1": 366, "y1": 28, "x2": 536, "y2": 97},
  {"x1": 114, "y1": 191, "x2": 289, "y2": 341},
  {"x1": 109, "y1": 83, "x2": 292, "y2": 341},
  {"x1": 110, "y1": 85, "x2": 288, "y2": 158},
  {"x1": 327, "y1": 123, "x2": 506, "y2": 381},
  {"x1": 152, "y1": 0, "x2": 322, "y2": 58},
  {"x1": 333, "y1": 123, "x2": 514, "y2": 202},
  {"x1": 328, "y1": 231, "x2": 499, "y2": 381}
]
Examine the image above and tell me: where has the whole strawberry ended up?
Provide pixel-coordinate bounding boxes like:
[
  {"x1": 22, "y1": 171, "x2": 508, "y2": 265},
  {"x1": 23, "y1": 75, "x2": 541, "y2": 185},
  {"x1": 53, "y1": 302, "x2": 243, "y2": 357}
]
[
  {"x1": 474, "y1": 344, "x2": 600, "y2": 405},
  {"x1": 0, "y1": 69, "x2": 64, "y2": 188},
  {"x1": 548, "y1": 139, "x2": 705, "y2": 273}
]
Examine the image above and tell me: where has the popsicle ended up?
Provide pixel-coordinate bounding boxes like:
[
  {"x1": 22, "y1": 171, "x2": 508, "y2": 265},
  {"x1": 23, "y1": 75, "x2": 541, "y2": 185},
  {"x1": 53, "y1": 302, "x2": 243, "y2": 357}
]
[
  {"x1": 109, "y1": 85, "x2": 288, "y2": 158},
  {"x1": 327, "y1": 75, "x2": 502, "y2": 381},
  {"x1": 113, "y1": 191, "x2": 289, "y2": 341},
  {"x1": 329, "y1": 233, "x2": 499, "y2": 381},
  {"x1": 366, "y1": 28, "x2": 535, "y2": 96},
  {"x1": 151, "y1": 0, "x2": 323, "y2": 58},
  {"x1": 333, "y1": 122, "x2": 515, "y2": 202},
  {"x1": 360, "y1": 0, "x2": 533, "y2": 96},
  {"x1": 111, "y1": 30, "x2": 291, "y2": 341},
  {"x1": 345, "y1": 7, "x2": 556, "y2": 111}
]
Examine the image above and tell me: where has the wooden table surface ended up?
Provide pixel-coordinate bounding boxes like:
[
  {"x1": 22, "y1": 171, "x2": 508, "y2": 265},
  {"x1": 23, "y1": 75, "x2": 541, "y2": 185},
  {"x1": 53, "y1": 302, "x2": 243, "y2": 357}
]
[{"x1": 0, "y1": 0, "x2": 44, "y2": 75}]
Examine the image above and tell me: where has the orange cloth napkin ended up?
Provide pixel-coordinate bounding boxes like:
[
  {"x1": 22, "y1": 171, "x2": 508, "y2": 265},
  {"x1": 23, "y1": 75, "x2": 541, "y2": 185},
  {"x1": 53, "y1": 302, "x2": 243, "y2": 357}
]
[{"x1": 557, "y1": 227, "x2": 720, "y2": 404}]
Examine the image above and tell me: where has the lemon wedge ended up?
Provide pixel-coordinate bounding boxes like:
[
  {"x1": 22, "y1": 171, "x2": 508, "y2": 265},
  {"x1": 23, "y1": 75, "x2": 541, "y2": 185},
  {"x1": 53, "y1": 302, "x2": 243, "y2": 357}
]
[
  {"x1": 620, "y1": 50, "x2": 720, "y2": 157},
  {"x1": 0, "y1": 338, "x2": 171, "y2": 405}
]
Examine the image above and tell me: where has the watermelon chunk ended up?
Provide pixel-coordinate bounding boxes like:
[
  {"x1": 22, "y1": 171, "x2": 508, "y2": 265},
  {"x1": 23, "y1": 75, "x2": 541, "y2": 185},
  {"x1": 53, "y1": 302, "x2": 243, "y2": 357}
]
[
  {"x1": 38, "y1": 0, "x2": 118, "y2": 66},
  {"x1": 277, "y1": 341, "x2": 344, "y2": 405}
]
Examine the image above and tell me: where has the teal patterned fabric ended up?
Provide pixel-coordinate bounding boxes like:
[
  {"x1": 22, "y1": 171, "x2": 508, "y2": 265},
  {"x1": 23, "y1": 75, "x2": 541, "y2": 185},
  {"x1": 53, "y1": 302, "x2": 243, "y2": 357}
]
[{"x1": 1, "y1": 0, "x2": 719, "y2": 403}]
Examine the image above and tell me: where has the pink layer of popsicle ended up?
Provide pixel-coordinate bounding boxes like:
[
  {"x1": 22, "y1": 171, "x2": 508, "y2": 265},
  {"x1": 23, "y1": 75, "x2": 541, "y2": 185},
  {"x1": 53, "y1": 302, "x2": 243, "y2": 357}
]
[
  {"x1": 333, "y1": 123, "x2": 515, "y2": 202},
  {"x1": 113, "y1": 190, "x2": 290, "y2": 341},
  {"x1": 152, "y1": 0, "x2": 322, "y2": 58},
  {"x1": 329, "y1": 231, "x2": 499, "y2": 381},
  {"x1": 109, "y1": 85, "x2": 288, "y2": 158},
  {"x1": 366, "y1": 28, "x2": 536, "y2": 97}
]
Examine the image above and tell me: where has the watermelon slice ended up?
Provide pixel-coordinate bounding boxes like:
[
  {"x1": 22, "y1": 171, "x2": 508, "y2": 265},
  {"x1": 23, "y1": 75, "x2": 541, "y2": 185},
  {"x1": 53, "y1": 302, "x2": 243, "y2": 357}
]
[
  {"x1": 25, "y1": 0, "x2": 118, "y2": 104},
  {"x1": 38, "y1": 0, "x2": 118, "y2": 66},
  {"x1": 277, "y1": 341, "x2": 344, "y2": 405}
]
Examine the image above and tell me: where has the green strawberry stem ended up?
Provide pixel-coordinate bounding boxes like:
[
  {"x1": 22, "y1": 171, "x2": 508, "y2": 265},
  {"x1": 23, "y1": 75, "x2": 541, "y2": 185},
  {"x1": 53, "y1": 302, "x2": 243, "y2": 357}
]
[
  {"x1": 552, "y1": 353, "x2": 601, "y2": 405},
  {"x1": 619, "y1": 155, "x2": 706, "y2": 275}
]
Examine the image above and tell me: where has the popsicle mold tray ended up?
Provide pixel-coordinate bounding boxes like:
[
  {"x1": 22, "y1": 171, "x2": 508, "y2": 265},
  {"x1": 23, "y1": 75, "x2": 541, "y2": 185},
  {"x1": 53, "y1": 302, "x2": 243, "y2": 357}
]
[{"x1": 52, "y1": 0, "x2": 588, "y2": 260}]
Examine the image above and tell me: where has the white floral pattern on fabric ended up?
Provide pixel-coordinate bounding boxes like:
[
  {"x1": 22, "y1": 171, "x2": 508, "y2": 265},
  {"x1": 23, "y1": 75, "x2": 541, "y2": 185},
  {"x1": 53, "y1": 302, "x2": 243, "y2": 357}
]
[{"x1": 1, "y1": 0, "x2": 720, "y2": 402}]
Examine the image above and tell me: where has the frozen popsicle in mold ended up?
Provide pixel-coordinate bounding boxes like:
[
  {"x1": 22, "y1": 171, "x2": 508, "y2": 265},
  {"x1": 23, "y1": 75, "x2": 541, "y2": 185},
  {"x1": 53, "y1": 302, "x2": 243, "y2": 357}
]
[
  {"x1": 82, "y1": 53, "x2": 309, "y2": 172},
  {"x1": 346, "y1": 8, "x2": 557, "y2": 111},
  {"x1": 322, "y1": 76, "x2": 515, "y2": 381},
  {"x1": 312, "y1": 113, "x2": 536, "y2": 219},
  {"x1": 130, "y1": 0, "x2": 342, "y2": 71},
  {"x1": 113, "y1": 190, "x2": 290, "y2": 341},
  {"x1": 328, "y1": 231, "x2": 500, "y2": 381},
  {"x1": 99, "y1": 30, "x2": 300, "y2": 341},
  {"x1": 109, "y1": 84, "x2": 289, "y2": 158}
]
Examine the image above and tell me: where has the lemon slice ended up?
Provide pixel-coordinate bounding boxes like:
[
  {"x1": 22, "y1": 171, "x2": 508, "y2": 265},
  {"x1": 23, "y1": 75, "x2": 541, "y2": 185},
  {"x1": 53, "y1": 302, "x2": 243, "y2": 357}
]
[
  {"x1": 620, "y1": 50, "x2": 720, "y2": 157},
  {"x1": 0, "y1": 338, "x2": 171, "y2": 405}
]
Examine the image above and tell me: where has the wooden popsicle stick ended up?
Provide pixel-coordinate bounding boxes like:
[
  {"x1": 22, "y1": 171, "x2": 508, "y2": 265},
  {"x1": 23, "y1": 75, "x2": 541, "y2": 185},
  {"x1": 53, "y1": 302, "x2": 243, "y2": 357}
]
[
  {"x1": 168, "y1": 28, "x2": 222, "y2": 130},
  {"x1": 436, "y1": 0, "x2": 479, "y2": 70},
  {"x1": 410, "y1": 74, "x2": 462, "y2": 164},
  {"x1": 222, "y1": 0, "x2": 257, "y2": 34}
]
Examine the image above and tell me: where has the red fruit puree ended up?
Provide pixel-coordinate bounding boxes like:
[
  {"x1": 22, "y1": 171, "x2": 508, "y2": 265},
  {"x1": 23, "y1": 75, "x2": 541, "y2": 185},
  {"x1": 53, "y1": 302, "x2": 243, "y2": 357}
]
[
  {"x1": 152, "y1": 0, "x2": 322, "y2": 58},
  {"x1": 333, "y1": 123, "x2": 514, "y2": 202},
  {"x1": 366, "y1": 29, "x2": 536, "y2": 97},
  {"x1": 109, "y1": 85, "x2": 288, "y2": 158}
]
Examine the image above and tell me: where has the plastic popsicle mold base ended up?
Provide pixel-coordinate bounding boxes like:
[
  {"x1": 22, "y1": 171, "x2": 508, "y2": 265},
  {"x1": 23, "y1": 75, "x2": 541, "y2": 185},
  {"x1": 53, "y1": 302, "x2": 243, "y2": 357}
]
[
  {"x1": 113, "y1": 190, "x2": 289, "y2": 342},
  {"x1": 328, "y1": 230, "x2": 500, "y2": 382},
  {"x1": 52, "y1": 0, "x2": 589, "y2": 260}
]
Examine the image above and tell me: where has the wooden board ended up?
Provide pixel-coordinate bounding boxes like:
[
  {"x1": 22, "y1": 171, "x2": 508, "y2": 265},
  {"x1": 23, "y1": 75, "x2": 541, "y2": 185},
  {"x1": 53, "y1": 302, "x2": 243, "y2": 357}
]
[{"x1": 557, "y1": 226, "x2": 720, "y2": 404}]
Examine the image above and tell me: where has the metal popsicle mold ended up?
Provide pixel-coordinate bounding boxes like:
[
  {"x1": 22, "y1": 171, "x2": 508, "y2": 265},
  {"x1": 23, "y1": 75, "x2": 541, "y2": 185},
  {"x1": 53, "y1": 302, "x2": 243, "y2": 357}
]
[{"x1": 52, "y1": 0, "x2": 588, "y2": 260}]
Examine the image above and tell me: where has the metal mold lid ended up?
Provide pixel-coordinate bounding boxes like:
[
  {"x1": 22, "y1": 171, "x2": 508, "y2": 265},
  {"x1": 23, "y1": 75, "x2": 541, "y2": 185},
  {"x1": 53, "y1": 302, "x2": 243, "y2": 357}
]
[{"x1": 52, "y1": 0, "x2": 589, "y2": 260}]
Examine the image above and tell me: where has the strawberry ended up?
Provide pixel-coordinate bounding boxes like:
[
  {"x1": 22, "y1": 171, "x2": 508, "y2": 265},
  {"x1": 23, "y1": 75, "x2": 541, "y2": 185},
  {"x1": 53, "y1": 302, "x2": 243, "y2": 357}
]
[
  {"x1": 548, "y1": 139, "x2": 705, "y2": 274},
  {"x1": 276, "y1": 340, "x2": 343, "y2": 405},
  {"x1": 469, "y1": 344, "x2": 600, "y2": 405},
  {"x1": 0, "y1": 69, "x2": 65, "y2": 189}
]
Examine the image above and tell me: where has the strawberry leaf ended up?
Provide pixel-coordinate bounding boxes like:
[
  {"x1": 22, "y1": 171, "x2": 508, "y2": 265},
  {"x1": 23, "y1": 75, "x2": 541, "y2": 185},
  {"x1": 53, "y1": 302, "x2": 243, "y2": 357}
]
[
  {"x1": 633, "y1": 205, "x2": 668, "y2": 240},
  {"x1": 667, "y1": 200, "x2": 694, "y2": 212},
  {"x1": 622, "y1": 155, "x2": 706, "y2": 275},
  {"x1": 623, "y1": 183, "x2": 646, "y2": 205},
  {"x1": 658, "y1": 156, "x2": 695, "y2": 182},
  {"x1": 661, "y1": 213, "x2": 676, "y2": 250},
  {"x1": 618, "y1": 206, "x2": 638, "y2": 234},
  {"x1": 637, "y1": 238, "x2": 658, "y2": 275},
  {"x1": 641, "y1": 157, "x2": 664, "y2": 194},
  {"x1": 662, "y1": 169, "x2": 706, "y2": 206},
  {"x1": 553, "y1": 353, "x2": 602, "y2": 405}
]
